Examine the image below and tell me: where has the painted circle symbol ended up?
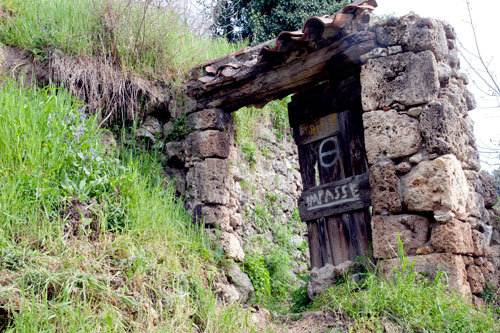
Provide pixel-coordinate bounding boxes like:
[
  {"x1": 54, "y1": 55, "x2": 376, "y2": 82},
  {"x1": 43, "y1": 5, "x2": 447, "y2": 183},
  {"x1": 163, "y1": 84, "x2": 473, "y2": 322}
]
[{"x1": 319, "y1": 137, "x2": 338, "y2": 168}]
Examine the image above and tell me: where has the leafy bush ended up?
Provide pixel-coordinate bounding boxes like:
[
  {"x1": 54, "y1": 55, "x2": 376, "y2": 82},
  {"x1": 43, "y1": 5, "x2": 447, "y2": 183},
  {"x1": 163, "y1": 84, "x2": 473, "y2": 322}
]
[{"x1": 243, "y1": 254, "x2": 271, "y2": 303}]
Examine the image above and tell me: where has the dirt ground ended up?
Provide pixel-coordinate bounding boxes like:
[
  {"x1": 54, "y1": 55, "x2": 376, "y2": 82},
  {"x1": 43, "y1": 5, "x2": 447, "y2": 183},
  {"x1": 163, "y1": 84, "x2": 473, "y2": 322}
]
[{"x1": 0, "y1": 45, "x2": 34, "y2": 81}]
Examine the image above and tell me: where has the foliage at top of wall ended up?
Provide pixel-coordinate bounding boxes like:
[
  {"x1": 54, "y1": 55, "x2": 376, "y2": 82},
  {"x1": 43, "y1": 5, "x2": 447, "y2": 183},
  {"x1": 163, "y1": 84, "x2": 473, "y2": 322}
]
[
  {"x1": 208, "y1": 0, "x2": 353, "y2": 44},
  {"x1": 0, "y1": 0, "x2": 244, "y2": 81}
]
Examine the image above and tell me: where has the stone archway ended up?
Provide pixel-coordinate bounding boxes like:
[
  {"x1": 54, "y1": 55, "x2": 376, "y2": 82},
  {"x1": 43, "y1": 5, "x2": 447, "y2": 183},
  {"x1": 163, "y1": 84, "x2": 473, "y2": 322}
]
[{"x1": 182, "y1": 0, "x2": 499, "y2": 298}]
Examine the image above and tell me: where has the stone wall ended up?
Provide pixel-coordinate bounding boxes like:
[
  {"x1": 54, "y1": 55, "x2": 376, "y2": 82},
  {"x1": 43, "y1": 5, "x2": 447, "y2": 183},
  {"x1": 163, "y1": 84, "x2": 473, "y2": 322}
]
[
  {"x1": 136, "y1": 10, "x2": 500, "y2": 302},
  {"x1": 360, "y1": 14, "x2": 498, "y2": 299}
]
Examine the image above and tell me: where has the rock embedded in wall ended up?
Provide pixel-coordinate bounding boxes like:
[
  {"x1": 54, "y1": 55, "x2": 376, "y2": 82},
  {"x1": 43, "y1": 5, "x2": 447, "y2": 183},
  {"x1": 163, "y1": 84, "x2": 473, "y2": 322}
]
[
  {"x1": 197, "y1": 205, "x2": 232, "y2": 232},
  {"x1": 466, "y1": 191, "x2": 487, "y2": 220},
  {"x1": 221, "y1": 232, "x2": 245, "y2": 262},
  {"x1": 403, "y1": 154, "x2": 469, "y2": 217},
  {"x1": 184, "y1": 130, "x2": 231, "y2": 159},
  {"x1": 186, "y1": 158, "x2": 230, "y2": 205},
  {"x1": 362, "y1": 110, "x2": 421, "y2": 164},
  {"x1": 419, "y1": 102, "x2": 480, "y2": 170},
  {"x1": 227, "y1": 263, "x2": 255, "y2": 302},
  {"x1": 371, "y1": 215, "x2": 429, "y2": 259},
  {"x1": 403, "y1": 18, "x2": 448, "y2": 61},
  {"x1": 479, "y1": 173, "x2": 499, "y2": 208},
  {"x1": 380, "y1": 253, "x2": 471, "y2": 297},
  {"x1": 430, "y1": 219, "x2": 474, "y2": 254},
  {"x1": 186, "y1": 108, "x2": 233, "y2": 131},
  {"x1": 471, "y1": 230, "x2": 486, "y2": 257},
  {"x1": 360, "y1": 51, "x2": 439, "y2": 111},
  {"x1": 369, "y1": 162, "x2": 402, "y2": 214},
  {"x1": 466, "y1": 265, "x2": 486, "y2": 294}
]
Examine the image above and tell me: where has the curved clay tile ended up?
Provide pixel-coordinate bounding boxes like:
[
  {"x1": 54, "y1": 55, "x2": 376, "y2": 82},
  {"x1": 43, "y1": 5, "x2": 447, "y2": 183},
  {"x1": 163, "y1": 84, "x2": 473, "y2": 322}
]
[
  {"x1": 190, "y1": 0, "x2": 377, "y2": 90},
  {"x1": 259, "y1": 0, "x2": 378, "y2": 63}
]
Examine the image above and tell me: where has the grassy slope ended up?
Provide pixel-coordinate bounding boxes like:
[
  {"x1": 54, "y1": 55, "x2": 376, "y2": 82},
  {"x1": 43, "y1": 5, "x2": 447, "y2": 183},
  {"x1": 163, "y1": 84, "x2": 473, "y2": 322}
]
[
  {"x1": 0, "y1": 0, "x2": 244, "y2": 81},
  {"x1": 0, "y1": 79, "x2": 257, "y2": 331}
]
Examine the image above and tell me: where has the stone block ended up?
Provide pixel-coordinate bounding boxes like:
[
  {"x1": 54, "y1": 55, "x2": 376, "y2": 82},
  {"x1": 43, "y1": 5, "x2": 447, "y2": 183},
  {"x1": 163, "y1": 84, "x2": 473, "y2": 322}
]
[
  {"x1": 361, "y1": 51, "x2": 439, "y2": 111},
  {"x1": 369, "y1": 162, "x2": 402, "y2": 214},
  {"x1": 359, "y1": 47, "x2": 387, "y2": 63},
  {"x1": 438, "y1": 84, "x2": 468, "y2": 115},
  {"x1": 227, "y1": 263, "x2": 254, "y2": 302},
  {"x1": 466, "y1": 191, "x2": 486, "y2": 219},
  {"x1": 375, "y1": 15, "x2": 415, "y2": 46},
  {"x1": 403, "y1": 18, "x2": 448, "y2": 61},
  {"x1": 442, "y1": 21, "x2": 457, "y2": 40},
  {"x1": 430, "y1": 219, "x2": 473, "y2": 254},
  {"x1": 184, "y1": 130, "x2": 230, "y2": 159},
  {"x1": 307, "y1": 261, "x2": 353, "y2": 300},
  {"x1": 479, "y1": 172, "x2": 499, "y2": 208},
  {"x1": 403, "y1": 154, "x2": 469, "y2": 217},
  {"x1": 395, "y1": 162, "x2": 411, "y2": 173},
  {"x1": 466, "y1": 265, "x2": 485, "y2": 294},
  {"x1": 230, "y1": 213, "x2": 243, "y2": 230},
  {"x1": 472, "y1": 230, "x2": 486, "y2": 256},
  {"x1": 371, "y1": 215, "x2": 429, "y2": 259},
  {"x1": 186, "y1": 158, "x2": 230, "y2": 204},
  {"x1": 197, "y1": 205, "x2": 232, "y2": 232},
  {"x1": 420, "y1": 102, "x2": 480, "y2": 170},
  {"x1": 380, "y1": 253, "x2": 471, "y2": 297},
  {"x1": 362, "y1": 110, "x2": 421, "y2": 164},
  {"x1": 187, "y1": 108, "x2": 232, "y2": 131},
  {"x1": 464, "y1": 89, "x2": 476, "y2": 111},
  {"x1": 464, "y1": 170, "x2": 496, "y2": 207},
  {"x1": 437, "y1": 62, "x2": 451, "y2": 84},
  {"x1": 221, "y1": 232, "x2": 244, "y2": 262},
  {"x1": 407, "y1": 107, "x2": 423, "y2": 117},
  {"x1": 165, "y1": 142, "x2": 183, "y2": 161},
  {"x1": 388, "y1": 45, "x2": 403, "y2": 55}
]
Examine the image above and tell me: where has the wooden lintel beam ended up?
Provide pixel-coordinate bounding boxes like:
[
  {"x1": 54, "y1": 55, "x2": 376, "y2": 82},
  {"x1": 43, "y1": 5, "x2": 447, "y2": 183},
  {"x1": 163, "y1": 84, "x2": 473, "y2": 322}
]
[{"x1": 188, "y1": 31, "x2": 376, "y2": 112}]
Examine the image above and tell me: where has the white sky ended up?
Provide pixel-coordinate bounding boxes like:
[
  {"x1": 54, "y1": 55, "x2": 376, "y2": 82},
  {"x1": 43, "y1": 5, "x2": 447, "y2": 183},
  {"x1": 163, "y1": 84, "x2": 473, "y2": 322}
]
[{"x1": 374, "y1": 0, "x2": 500, "y2": 171}]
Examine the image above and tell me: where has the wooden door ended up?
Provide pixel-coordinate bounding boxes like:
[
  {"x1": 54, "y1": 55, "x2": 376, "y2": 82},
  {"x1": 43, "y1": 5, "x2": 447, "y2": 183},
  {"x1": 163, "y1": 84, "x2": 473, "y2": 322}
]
[{"x1": 293, "y1": 110, "x2": 372, "y2": 268}]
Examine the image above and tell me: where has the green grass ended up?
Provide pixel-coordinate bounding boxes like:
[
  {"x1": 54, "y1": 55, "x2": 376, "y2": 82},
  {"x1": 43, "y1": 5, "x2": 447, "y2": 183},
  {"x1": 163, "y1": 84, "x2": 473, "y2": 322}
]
[
  {"x1": 313, "y1": 250, "x2": 500, "y2": 332},
  {"x1": 0, "y1": 0, "x2": 245, "y2": 80},
  {"x1": 0, "y1": 78, "x2": 257, "y2": 331}
]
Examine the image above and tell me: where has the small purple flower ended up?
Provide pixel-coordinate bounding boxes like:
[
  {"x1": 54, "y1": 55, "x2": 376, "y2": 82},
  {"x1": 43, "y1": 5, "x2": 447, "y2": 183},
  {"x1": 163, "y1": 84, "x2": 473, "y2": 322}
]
[
  {"x1": 78, "y1": 108, "x2": 87, "y2": 119},
  {"x1": 42, "y1": 29, "x2": 47, "y2": 34}
]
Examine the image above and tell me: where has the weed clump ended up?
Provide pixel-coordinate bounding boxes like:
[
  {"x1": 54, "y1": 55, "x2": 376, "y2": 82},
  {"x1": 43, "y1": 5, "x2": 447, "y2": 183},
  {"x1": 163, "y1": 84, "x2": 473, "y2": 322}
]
[
  {"x1": 243, "y1": 254, "x2": 271, "y2": 303},
  {"x1": 0, "y1": 78, "x2": 255, "y2": 331},
  {"x1": 313, "y1": 242, "x2": 500, "y2": 332}
]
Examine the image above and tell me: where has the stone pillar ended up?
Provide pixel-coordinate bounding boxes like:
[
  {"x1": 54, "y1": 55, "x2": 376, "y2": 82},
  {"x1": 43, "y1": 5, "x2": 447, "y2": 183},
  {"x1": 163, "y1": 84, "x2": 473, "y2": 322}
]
[
  {"x1": 184, "y1": 108, "x2": 245, "y2": 262},
  {"x1": 359, "y1": 14, "x2": 494, "y2": 298}
]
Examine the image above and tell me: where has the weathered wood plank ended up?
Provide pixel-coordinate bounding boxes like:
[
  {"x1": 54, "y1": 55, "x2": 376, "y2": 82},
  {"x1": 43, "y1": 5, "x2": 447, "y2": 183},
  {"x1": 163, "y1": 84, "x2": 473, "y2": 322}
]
[
  {"x1": 188, "y1": 31, "x2": 376, "y2": 112},
  {"x1": 352, "y1": 209, "x2": 372, "y2": 256},
  {"x1": 318, "y1": 218, "x2": 334, "y2": 266},
  {"x1": 307, "y1": 221, "x2": 323, "y2": 268},
  {"x1": 298, "y1": 113, "x2": 340, "y2": 145},
  {"x1": 326, "y1": 216, "x2": 350, "y2": 265},
  {"x1": 298, "y1": 173, "x2": 370, "y2": 221},
  {"x1": 288, "y1": 75, "x2": 361, "y2": 128},
  {"x1": 294, "y1": 131, "x2": 345, "y2": 190},
  {"x1": 337, "y1": 109, "x2": 369, "y2": 177}
]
